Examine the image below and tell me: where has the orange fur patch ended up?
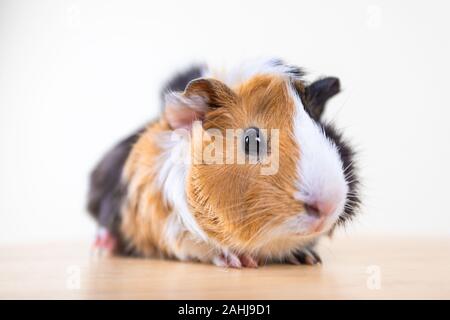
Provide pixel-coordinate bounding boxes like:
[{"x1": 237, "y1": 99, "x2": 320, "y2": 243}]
[
  {"x1": 121, "y1": 119, "x2": 220, "y2": 261},
  {"x1": 121, "y1": 119, "x2": 173, "y2": 257}
]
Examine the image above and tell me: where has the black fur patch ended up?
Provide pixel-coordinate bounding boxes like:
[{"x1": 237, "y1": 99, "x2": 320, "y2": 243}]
[
  {"x1": 304, "y1": 77, "x2": 340, "y2": 121},
  {"x1": 160, "y1": 65, "x2": 204, "y2": 110},
  {"x1": 87, "y1": 128, "x2": 144, "y2": 253},
  {"x1": 271, "y1": 58, "x2": 305, "y2": 78}
]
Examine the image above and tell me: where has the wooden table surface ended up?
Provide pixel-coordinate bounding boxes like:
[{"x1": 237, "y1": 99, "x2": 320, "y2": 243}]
[{"x1": 1, "y1": 236, "x2": 449, "y2": 299}]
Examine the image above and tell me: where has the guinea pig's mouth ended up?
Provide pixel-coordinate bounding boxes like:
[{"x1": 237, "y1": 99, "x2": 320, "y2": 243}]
[
  {"x1": 301, "y1": 217, "x2": 330, "y2": 235},
  {"x1": 283, "y1": 205, "x2": 344, "y2": 237}
]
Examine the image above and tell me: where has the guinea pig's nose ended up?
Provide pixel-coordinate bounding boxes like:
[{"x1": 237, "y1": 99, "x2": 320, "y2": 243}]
[{"x1": 304, "y1": 201, "x2": 336, "y2": 218}]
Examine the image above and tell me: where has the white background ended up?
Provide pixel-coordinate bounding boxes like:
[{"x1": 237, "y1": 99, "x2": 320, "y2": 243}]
[{"x1": 1, "y1": 0, "x2": 449, "y2": 244}]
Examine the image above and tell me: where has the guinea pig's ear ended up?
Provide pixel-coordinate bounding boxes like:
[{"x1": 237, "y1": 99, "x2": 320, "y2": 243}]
[
  {"x1": 303, "y1": 77, "x2": 340, "y2": 121},
  {"x1": 164, "y1": 78, "x2": 237, "y2": 129}
]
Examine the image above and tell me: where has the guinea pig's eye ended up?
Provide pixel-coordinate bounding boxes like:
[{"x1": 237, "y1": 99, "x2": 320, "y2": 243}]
[{"x1": 244, "y1": 127, "x2": 261, "y2": 158}]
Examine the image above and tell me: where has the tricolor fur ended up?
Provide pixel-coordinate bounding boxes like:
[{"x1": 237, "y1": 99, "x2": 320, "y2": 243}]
[{"x1": 87, "y1": 59, "x2": 360, "y2": 267}]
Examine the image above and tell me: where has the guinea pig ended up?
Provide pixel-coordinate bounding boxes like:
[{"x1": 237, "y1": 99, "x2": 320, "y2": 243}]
[{"x1": 87, "y1": 58, "x2": 360, "y2": 267}]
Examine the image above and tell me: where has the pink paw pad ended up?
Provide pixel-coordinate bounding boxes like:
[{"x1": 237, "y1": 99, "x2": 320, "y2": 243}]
[{"x1": 93, "y1": 228, "x2": 117, "y2": 255}]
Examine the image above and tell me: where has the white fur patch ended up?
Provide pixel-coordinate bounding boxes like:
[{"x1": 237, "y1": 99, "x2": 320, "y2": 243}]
[
  {"x1": 289, "y1": 85, "x2": 348, "y2": 224},
  {"x1": 155, "y1": 133, "x2": 208, "y2": 242},
  {"x1": 204, "y1": 58, "x2": 301, "y2": 87},
  {"x1": 163, "y1": 211, "x2": 188, "y2": 258}
]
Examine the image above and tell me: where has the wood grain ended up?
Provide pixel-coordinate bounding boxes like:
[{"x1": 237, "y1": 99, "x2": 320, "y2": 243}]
[{"x1": 1, "y1": 236, "x2": 449, "y2": 299}]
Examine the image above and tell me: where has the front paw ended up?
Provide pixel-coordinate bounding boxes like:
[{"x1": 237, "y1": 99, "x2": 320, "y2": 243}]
[
  {"x1": 92, "y1": 227, "x2": 117, "y2": 256},
  {"x1": 212, "y1": 252, "x2": 258, "y2": 268},
  {"x1": 289, "y1": 247, "x2": 322, "y2": 266}
]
